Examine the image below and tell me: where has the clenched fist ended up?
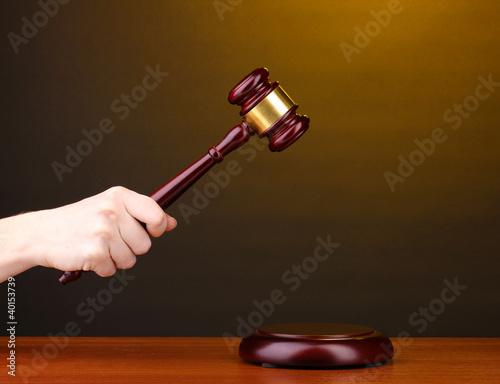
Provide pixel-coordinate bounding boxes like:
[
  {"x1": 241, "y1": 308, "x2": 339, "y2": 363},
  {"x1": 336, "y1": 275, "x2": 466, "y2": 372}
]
[{"x1": 0, "y1": 187, "x2": 177, "y2": 283}]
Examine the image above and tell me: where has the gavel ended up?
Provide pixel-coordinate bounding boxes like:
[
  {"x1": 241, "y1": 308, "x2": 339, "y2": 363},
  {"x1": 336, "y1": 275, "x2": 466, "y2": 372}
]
[{"x1": 59, "y1": 68, "x2": 310, "y2": 285}]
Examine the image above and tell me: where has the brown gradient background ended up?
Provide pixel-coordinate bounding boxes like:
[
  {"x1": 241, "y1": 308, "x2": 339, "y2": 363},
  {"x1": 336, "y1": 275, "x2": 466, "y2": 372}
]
[{"x1": 1, "y1": 1, "x2": 498, "y2": 337}]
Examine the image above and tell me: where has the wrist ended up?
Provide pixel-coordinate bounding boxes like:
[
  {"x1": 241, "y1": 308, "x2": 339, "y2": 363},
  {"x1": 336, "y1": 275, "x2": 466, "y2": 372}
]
[{"x1": 0, "y1": 213, "x2": 42, "y2": 277}]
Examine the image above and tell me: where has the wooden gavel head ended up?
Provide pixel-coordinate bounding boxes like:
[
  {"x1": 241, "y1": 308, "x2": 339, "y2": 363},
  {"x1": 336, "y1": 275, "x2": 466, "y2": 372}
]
[{"x1": 228, "y1": 68, "x2": 309, "y2": 152}]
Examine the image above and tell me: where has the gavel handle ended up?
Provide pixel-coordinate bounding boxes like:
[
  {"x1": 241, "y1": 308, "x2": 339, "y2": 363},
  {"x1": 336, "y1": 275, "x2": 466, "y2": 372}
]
[{"x1": 58, "y1": 123, "x2": 253, "y2": 285}]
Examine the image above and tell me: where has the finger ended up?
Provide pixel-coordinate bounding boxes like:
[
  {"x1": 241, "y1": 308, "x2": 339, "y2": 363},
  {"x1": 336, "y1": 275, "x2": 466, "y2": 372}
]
[
  {"x1": 120, "y1": 189, "x2": 167, "y2": 237},
  {"x1": 165, "y1": 214, "x2": 177, "y2": 232},
  {"x1": 91, "y1": 255, "x2": 117, "y2": 278},
  {"x1": 108, "y1": 235, "x2": 138, "y2": 270},
  {"x1": 116, "y1": 212, "x2": 152, "y2": 256},
  {"x1": 78, "y1": 231, "x2": 118, "y2": 277}
]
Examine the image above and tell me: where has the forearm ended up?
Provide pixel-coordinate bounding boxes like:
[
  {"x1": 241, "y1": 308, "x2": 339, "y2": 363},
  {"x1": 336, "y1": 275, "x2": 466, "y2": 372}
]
[{"x1": 0, "y1": 213, "x2": 40, "y2": 283}]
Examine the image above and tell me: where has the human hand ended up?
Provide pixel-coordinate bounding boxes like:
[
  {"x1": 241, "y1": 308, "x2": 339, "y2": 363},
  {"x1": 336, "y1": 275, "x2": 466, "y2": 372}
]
[{"x1": 0, "y1": 187, "x2": 176, "y2": 281}]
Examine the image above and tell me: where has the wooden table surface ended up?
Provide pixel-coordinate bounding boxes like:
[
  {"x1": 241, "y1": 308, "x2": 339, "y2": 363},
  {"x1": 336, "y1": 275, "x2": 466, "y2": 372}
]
[{"x1": 4, "y1": 337, "x2": 499, "y2": 383}]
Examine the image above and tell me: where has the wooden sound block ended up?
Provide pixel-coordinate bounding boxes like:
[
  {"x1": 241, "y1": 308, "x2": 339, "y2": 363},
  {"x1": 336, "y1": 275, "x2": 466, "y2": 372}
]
[{"x1": 239, "y1": 323, "x2": 394, "y2": 367}]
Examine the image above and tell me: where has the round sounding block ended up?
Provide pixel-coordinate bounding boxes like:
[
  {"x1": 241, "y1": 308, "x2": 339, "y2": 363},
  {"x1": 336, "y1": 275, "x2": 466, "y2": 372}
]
[{"x1": 239, "y1": 323, "x2": 394, "y2": 367}]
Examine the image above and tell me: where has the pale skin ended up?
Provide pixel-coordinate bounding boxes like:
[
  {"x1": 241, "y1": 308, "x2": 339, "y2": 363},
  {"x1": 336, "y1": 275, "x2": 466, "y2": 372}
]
[{"x1": 0, "y1": 187, "x2": 177, "y2": 283}]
